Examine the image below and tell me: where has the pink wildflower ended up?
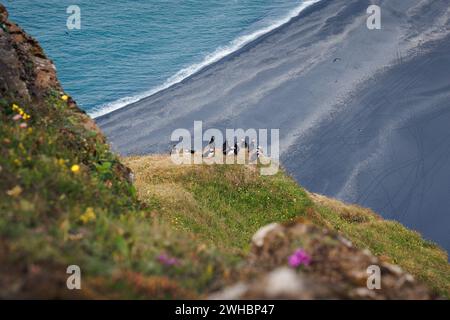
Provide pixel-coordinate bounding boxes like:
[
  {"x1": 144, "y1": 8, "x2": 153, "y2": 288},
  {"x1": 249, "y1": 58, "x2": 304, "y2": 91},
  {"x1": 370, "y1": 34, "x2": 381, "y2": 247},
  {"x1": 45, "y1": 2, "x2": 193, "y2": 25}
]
[
  {"x1": 288, "y1": 248, "x2": 311, "y2": 268},
  {"x1": 13, "y1": 114, "x2": 22, "y2": 121},
  {"x1": 19, "y1": 122, "x2": 27, "y2": 129},
  {"x1": 157, "y1": 253, "x2": 179, "y2": 266}
]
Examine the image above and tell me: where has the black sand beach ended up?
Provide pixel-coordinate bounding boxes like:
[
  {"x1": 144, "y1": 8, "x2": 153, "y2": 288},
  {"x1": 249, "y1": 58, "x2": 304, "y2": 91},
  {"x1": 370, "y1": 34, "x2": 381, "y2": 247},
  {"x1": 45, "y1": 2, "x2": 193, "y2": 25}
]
[{"x1": 97, "y1": 0, "x2": 450, "y2": 253}]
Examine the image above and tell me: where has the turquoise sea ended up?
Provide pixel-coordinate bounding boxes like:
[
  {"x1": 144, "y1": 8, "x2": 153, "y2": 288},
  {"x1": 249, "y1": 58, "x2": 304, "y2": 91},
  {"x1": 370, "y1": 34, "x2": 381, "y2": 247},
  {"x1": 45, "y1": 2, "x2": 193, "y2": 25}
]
[{"x1": 5, "y1": 0, "x2": 310, "y2": 117}]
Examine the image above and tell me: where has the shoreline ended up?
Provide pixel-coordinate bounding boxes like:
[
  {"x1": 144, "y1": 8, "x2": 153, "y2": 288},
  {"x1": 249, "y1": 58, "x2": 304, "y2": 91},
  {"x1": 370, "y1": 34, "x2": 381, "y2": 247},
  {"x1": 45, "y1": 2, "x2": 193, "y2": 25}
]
[{"x1": 92, "y1": 0, "x2": 325, "y2": 119}]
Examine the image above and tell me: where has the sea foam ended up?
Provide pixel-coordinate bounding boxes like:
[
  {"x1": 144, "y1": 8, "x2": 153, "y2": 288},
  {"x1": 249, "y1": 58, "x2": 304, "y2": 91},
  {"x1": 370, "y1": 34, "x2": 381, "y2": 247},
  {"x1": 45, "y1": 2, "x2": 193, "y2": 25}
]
[{"x1": 91, "y1": 0, "x2": 322, "y2": 118}]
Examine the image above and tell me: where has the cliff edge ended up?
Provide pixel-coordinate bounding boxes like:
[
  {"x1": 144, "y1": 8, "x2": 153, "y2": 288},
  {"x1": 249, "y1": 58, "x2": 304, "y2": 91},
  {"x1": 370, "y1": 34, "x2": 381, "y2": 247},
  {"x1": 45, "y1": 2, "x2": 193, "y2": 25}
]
[{"x1": 0, "y1": 5, "x2": 448, "y2": 299}]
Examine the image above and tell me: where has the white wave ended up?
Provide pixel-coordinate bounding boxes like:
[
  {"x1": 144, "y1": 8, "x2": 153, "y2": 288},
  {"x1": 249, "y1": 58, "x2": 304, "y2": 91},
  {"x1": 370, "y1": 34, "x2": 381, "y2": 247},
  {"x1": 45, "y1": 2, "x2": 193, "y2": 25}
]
[{"x1": 90, "y1": 0, "x2": 322, "y2": 119}]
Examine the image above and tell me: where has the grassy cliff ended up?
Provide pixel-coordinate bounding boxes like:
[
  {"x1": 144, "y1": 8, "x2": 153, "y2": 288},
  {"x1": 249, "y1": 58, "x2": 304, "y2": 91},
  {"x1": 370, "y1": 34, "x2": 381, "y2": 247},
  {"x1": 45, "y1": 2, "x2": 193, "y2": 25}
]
[
  {"x1": 0, "y1": 4, "x2": 448, "y2": 299},
  {"x1": 124, "y1": 155, "x2": 449, "y2": 297}
]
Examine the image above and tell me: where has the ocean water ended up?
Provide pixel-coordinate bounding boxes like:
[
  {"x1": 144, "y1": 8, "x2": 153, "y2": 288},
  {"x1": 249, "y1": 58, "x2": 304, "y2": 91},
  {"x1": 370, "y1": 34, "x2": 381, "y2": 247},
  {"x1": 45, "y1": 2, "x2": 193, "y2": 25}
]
[{"x1": 5, "y1": 0, "x2": 309, "y2": 117}]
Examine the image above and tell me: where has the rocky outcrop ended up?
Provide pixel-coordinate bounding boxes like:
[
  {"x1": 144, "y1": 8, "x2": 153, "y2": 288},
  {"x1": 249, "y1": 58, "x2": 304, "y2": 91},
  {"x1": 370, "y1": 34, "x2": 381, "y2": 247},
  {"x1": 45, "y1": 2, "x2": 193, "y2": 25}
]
[
  {"x1": 0, "y1": 4, "x2": 100, "y2": 130},
  {"x1": 210, "y1": 220, "x2": 435, "y2": 300},
  {"x1": 0, "y1": 3, "x2": 59, "y2": 101}
]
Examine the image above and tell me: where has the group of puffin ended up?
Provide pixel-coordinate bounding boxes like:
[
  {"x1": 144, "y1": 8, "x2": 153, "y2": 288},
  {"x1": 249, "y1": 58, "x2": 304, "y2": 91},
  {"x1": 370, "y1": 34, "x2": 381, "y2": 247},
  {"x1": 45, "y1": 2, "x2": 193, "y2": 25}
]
[{"x1": 170, "y1": 136, "x2": 263, "y2": 161}]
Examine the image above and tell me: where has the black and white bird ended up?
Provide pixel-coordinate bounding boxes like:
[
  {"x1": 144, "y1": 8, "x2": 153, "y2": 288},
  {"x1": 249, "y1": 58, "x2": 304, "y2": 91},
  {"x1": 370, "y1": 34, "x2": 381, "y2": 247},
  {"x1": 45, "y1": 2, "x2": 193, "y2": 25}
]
[
  {"x1": 170, "y1": 144, "x2": 179, "y2": 155},
  {"x1": 223, "y1": 140, "x2": 230, "y2": 155},
  {"x1": 203, "y1": 136, "x2": 215, "y2": 157},
  {"x1": 249, "y1": 145, "x2": 264, "y2": 162},
  {"x1": 257, "y1": 146, "x2": 264, "y2": 158},
  {"x1": 206, "y1": 148, "x2": 215, "y2": 158},
  {"x1": 239, "y1": 138, "x2": 249, "y2": 150},
  {"x1": 206, "y1": 136, "x2": 215, "y2": 150}
]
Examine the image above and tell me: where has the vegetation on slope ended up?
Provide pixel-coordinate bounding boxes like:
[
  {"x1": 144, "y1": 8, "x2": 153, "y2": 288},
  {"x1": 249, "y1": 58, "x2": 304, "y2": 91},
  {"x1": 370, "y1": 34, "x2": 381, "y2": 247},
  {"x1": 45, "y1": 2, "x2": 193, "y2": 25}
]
[
  {"x1": 124, "y1": 156, "x2": 311, "y2": 252},
  {"x1": 0, "y1": 94, "x2": 237, "y2": 298},
  {"x1": 124, "y1": 156, "x2": 449, "y2": 298},
  {"x1": 1, "y1": 92, "x2": 449, "y2": 298}
]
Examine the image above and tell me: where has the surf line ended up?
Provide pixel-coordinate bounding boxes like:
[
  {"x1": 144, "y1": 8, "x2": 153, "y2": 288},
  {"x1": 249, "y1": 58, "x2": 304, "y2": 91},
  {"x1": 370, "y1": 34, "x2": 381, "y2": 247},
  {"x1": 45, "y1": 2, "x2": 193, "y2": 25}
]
[{"x1": 91, "y1": 0, "x2": 322, "y2": 119}]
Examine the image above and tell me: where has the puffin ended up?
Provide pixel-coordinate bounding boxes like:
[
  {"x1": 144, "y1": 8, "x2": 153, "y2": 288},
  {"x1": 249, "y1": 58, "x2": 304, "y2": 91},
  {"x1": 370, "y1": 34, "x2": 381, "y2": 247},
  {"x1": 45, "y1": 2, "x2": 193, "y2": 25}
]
[
  {"x1": 203, "y1": 136, "x2": 215, "y2": 157},
  {"x1": 239, "y1": 138, "x2": 249, "y2": 150},
  {"x1": 227, "y1": 147, "x2": 236, "y2": 156},
  {"x1": 206, "y1": 148, "x2": 215, "y2": 158},
  {"x1": 170, "y1": 144, "x2": 179, "y2": 155},
  {"x1": 223, "y1": 140, "x2": 230, "y2": 155},
  {"x1": 257, "y1": 146, "x2": 264, "y2": 158}
]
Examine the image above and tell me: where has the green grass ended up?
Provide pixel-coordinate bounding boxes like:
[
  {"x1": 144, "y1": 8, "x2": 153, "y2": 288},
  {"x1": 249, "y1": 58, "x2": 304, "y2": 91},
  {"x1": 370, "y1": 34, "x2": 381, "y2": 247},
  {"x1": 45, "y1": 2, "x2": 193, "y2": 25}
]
[
  {"x1": 125, "y1": 156, "x2": 450, "y2": 298},
  {"x1": 1, "y1": 93, "x2": 448, "y2": 298},
  {"x1": 178, "y1": 165, "x2": 312, "y2": 251},
  {"x1": 125, "y1": 157, "x2": 311, "y2": 253},
  {"x1": 0, "y1": 94, "x2": 231, "y2": 298}
]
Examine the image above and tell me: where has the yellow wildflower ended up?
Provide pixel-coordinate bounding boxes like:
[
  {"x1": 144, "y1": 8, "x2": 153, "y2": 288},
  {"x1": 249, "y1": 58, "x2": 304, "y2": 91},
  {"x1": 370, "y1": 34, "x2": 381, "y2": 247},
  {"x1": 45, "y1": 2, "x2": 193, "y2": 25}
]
[
  {"x1": 61, "y1": 95, "x2": 69, "y2": 101},
  {"x1": 11, "y1": 104, "x2": 30, "y2": 120},
  {"x1": 70, "y1": 164, "x2": 80, "y2": 173},
  {"x1": 206, "y1": 264, "x2": 214, "y2": 277},
  {"x1": 79, "y1": 207, "x2": 96, "y2": 224}
]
